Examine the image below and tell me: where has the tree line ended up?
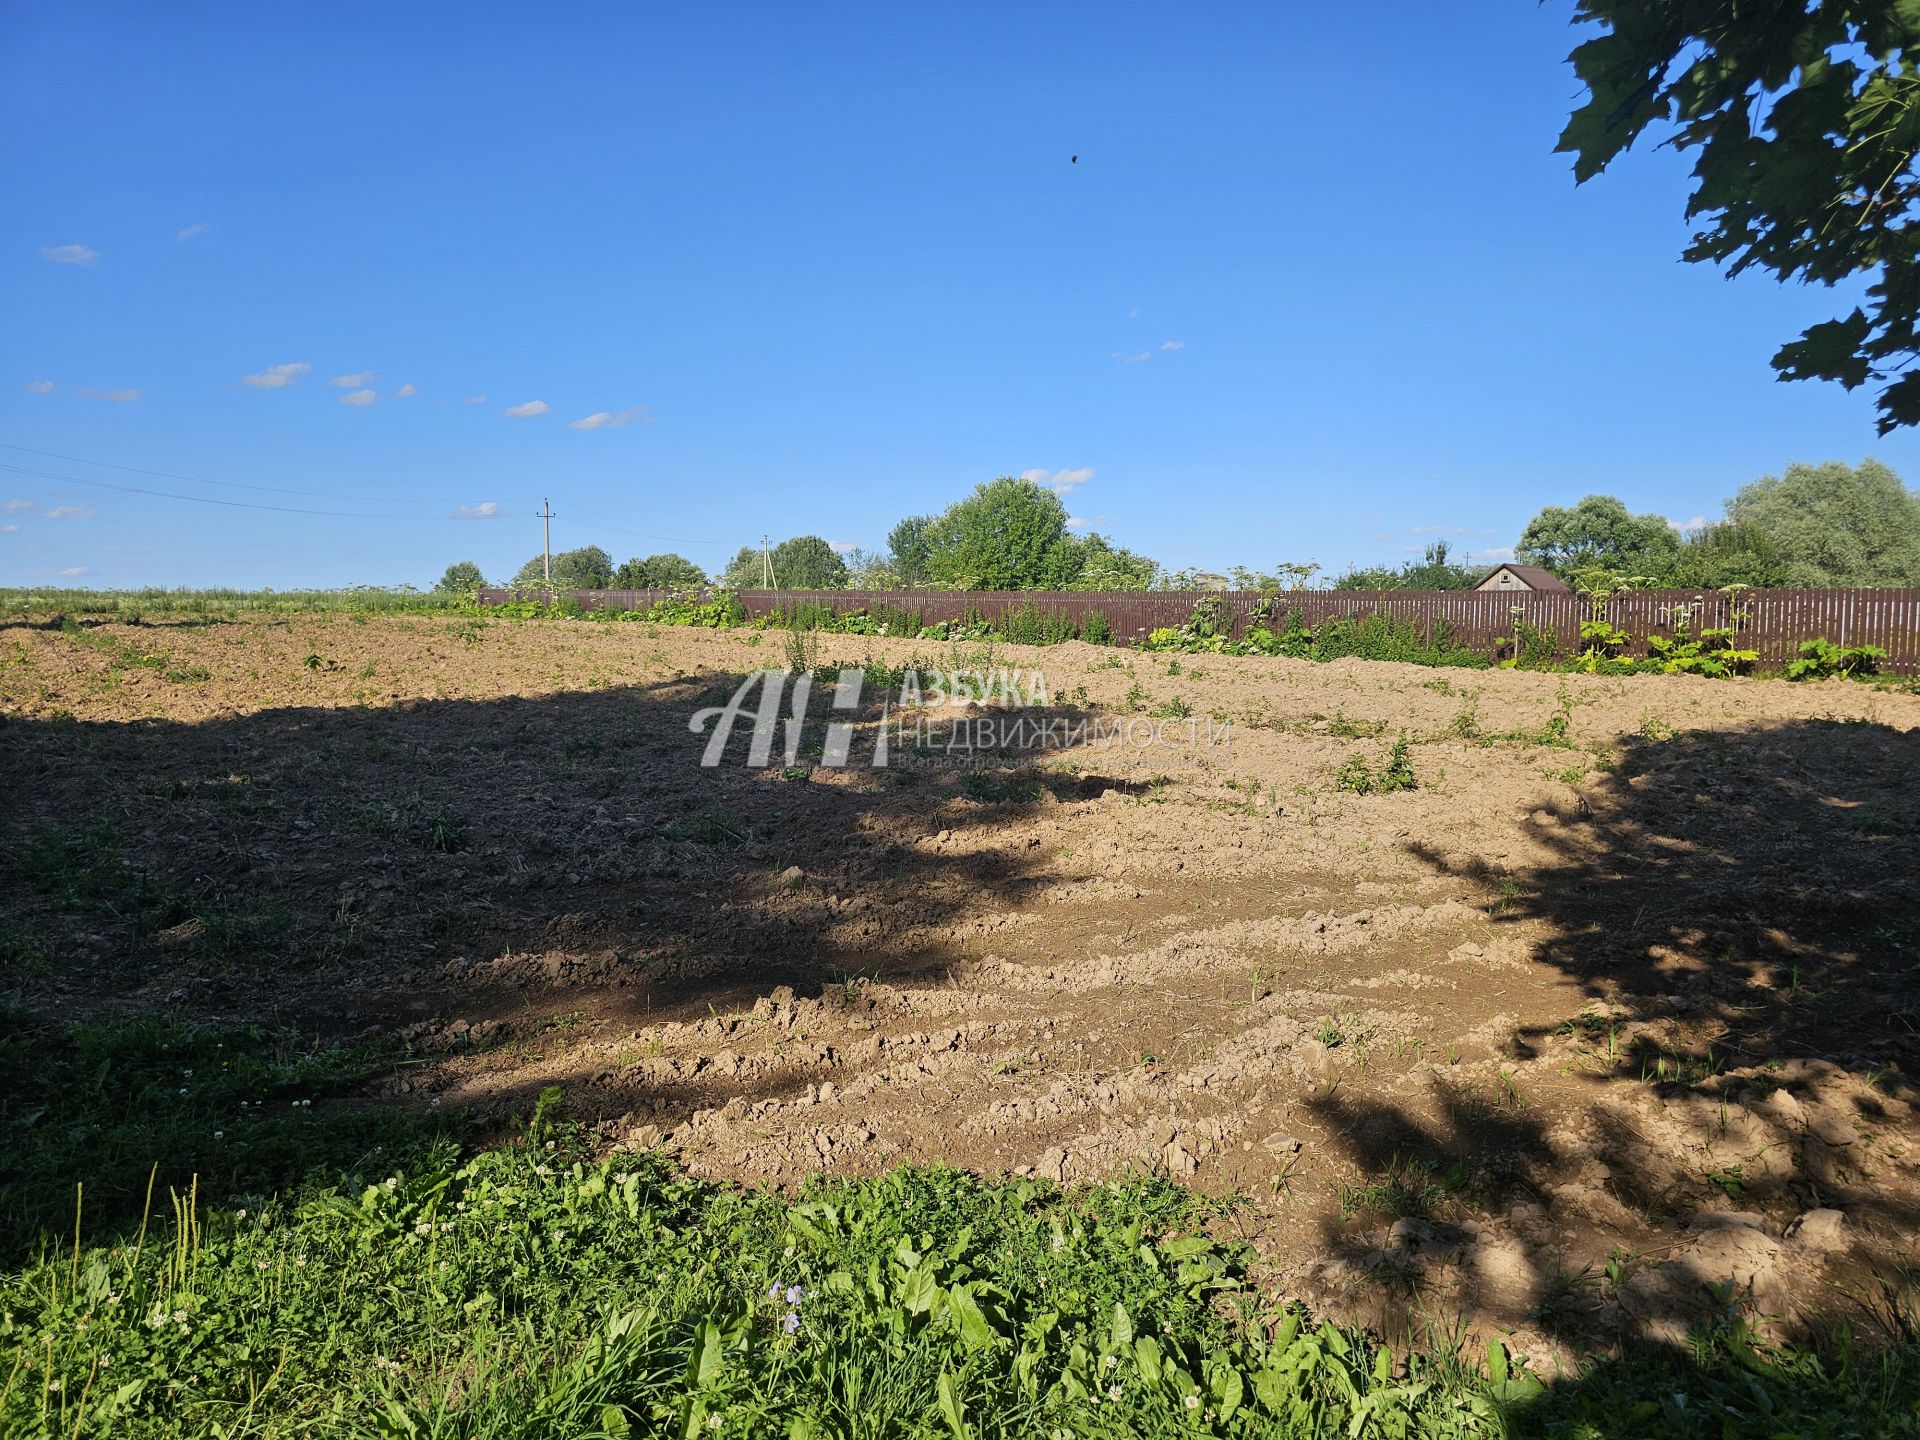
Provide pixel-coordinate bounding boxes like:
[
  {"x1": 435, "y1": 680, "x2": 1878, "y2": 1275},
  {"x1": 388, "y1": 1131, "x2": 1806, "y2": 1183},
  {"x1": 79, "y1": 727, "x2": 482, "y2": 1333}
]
[{"x1": 436, "y1": 459, "x2": 1920, "y2": 597}]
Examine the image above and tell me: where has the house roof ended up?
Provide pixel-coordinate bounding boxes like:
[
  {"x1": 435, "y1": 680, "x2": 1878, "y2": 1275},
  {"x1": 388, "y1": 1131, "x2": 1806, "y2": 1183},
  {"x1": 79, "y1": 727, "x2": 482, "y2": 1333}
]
[{"x1": 1477, "y1": 563, "x2": 1571, "y2": 592}]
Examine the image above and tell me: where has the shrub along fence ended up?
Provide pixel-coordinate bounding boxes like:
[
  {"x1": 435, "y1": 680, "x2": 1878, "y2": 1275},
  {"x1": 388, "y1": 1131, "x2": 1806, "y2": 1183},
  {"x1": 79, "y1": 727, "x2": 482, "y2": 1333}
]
[{"x1": 477, "y1": 586, "x2": 1920, "y2": 674}]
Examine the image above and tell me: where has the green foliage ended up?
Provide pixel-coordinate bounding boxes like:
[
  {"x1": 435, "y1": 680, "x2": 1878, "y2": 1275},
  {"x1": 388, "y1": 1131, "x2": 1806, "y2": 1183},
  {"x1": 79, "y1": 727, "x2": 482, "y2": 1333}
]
[
  {"x1": 1334, "y1": 540, "x2": 1481, "y2": 591},
  {"x1": 721, "y1": 536, "x2": 851, "y2": 591},
  {"x1": 1068, "y1": 531, "x2": 1160, "y2": 590},
  {"x1": 1726, "y1": 460, "x2": 1920, "y2": 587},
  {"x1": 923, "y1": 476, "x2": 1083, "y2": 590},
  {"x1": 1559, "y1": 2, "x2": 1920, "y2": 432},
  {"x1": 612, "y1": 552, "x2": 708, "y2": 590},
  {"x1": 1787, "y1": 636, "x2": 1887, "y2": 681},
  {"x1": 1334, "y1": 734, "x2": 1418, "y2": 795},
  {"x1": 1079, "y1": 609, "x2": 1111, "y2": 645},
  {"x1": 997, "y1": 603, "x2": 1077, "y2": 646},
  {"x1": 0, "y1": 1024, "x2": 1517, "y2": 1440},
  {"x1": 887, "y1": 515, "x2": 936, "y2": 587},
  {"x1": 1517, "y1": 495, "x2": 1679, "y2": 579},
  {"x1": 1665, "y1": 520, "x2": 1787, "y2": 590},
  {"x1": 0, "y1": 587, "x2": 466, "y2": 621},
  {"x1": 512, "y1": 545, "x2": 615, "y2": 590},
  {"x1": 433, "y1": 560, "x2": 485, "y2": 595}
]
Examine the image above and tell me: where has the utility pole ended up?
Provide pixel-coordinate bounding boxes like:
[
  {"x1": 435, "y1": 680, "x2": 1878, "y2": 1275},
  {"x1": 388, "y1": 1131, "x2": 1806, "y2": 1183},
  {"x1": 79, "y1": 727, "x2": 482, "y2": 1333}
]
[
  {"x1": 762, "y1": 534, "x2": 778, "y2": 589},
  {"x1": 539, "y1": 499, "x2": 555, "y2": 587}
]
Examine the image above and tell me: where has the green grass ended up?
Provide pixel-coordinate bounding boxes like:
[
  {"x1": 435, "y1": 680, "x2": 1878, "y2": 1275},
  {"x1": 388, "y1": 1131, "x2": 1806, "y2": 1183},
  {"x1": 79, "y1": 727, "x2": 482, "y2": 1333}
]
[
  {"x1": 2, "y1": 1021, "x2": 1917, "y2": 1437},
  {"x1": 2, "y1": 586, "x2": 468, "y2": 620}
]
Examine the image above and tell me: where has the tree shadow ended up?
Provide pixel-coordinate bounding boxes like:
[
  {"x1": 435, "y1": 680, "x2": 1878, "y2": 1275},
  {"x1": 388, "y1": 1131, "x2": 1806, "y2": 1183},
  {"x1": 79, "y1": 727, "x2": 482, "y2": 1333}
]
[
  {"x1": 0, "y1": 663, "x2": 1127, "y2": 1248},
  {"x1": 1301, "y1": 716, "x2": 1920, "y2": 1351}
]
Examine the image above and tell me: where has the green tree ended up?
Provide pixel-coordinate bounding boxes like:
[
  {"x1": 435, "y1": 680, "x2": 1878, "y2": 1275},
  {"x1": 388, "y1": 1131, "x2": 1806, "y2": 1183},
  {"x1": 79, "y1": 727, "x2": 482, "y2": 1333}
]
[
  {"x1": 1725, "y1": 458, "x2": 1920, "y2": 586},
  {"x1": 923, "y1": 476, "x2": 1081, "y2": 590},
  {"x1": 886, "y1": 515, "x2": 936, "y2": 587},
  {"x1": 511, "y1": 545, "x2": 614, "y2": 589},
  {"x1": 1068, "y1": 532, "x2": 1159, "y2": 590},
  {"x1": 1517, "y1": 495, "x2": 1679, "y2": 579},
  {"x1": 612, "y1": 553, "x2": 707, "y2": 589},
  {"x1": 719, "y1": 536, "x2": 849, "y2": 590},
  {"x1": 1666, "y1": 520, "x2": 1788, "y2": 590},
  {"x1": 434, "y1": 560, "x2": 485, "y2": 595},
  {"x1": 1558, "y1": 2, "x2": 1920, "y2": 431},
  {"x1": 1333, "y1": 540, "x2": 1481, "y2": 591}
]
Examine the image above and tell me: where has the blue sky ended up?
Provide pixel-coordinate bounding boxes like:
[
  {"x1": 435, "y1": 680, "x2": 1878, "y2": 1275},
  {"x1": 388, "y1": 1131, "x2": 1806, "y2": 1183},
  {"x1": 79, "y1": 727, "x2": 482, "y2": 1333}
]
[{"x1": 3, "y1": 2, "x2": 1912, "y2": 589}]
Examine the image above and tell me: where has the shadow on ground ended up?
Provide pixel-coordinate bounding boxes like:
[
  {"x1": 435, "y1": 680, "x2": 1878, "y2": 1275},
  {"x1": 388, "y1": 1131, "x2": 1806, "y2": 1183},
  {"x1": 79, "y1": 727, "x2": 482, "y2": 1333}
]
[{"x1": 1296, "y1": 717, "x2": 1920, "y2": 1350}]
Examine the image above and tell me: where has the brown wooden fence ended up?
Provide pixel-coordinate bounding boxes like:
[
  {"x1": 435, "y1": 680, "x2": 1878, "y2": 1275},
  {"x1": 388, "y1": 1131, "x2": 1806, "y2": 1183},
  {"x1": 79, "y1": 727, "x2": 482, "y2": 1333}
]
[{"x1": 477, "y1": 586, "x2": 1920, "y2": 674}]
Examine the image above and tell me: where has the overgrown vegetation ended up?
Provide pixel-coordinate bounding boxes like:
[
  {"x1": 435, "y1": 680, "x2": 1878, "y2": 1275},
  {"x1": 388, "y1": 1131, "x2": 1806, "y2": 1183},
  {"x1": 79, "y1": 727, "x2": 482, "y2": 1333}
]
[{"x1": 4, "y1": 1018, "x2": 1916, "y2": 1437}]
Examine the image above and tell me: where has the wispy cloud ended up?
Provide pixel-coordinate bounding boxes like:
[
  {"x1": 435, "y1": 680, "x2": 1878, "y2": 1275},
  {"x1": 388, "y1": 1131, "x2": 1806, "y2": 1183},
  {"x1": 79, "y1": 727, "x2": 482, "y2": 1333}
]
[
  {"x1": 828, "y1": 539, "x2": 859, "y2": 554},
  {"x1": 453, "y1": 502, "x2": 504, "y2": 519},
  {"x1": 2, "y1": 499, "x2": 34, "y2": 513},
  {"x1": 242, "y1": 362, "x2": 310, "y2": 389},
  {"x1": 175, "y1": 222, "x2": 211, "y2": 241},
  {"x1": 44, "y1": 505, "x2": 96, "y2": 519},
  {"x1": 75, "y1": 387, "x2": 139, "y2": 403},
  {"x1": 394, "y1": 383, "x2": 416, "y2": 398},
  {"x1": 1110, "y1": 351, "x2": 1151, "y2": 365},
  {"x1": 1670, "y1": 514, "x2": 1708, "y2": 533},
  {"x1": 0, "y1": 524, "x2": 18, "y2": 534},
  {"x1": 462, "y1": 395, "x2": 488, "y2": 405},
  {"x1": 504, "y1": 400, "x2": 549, "y2": 418},
  {"x1": 329, "y1": 371, "x2": 375, "y2": 388},
  {"x1": 25, "y1": 380, "x2": 54, "y2": 394},
  {"x1": 60, "y1": 566, "x2": 88, "y2": 576},
  {"x1": 41, "y1": 243, "x2": 99, "y2": 267},
  {"x1": 1411, "y1": 524, "x2": 1497, "y2": 537},
  {"x1": 1020, "y1": 466, "x2": 1095, "y2": 497},
  {"x1": 1065, "y1": 516, "x2": 1090, "y2": 530},
  {"x1": 339, "y1": 388, "x2": 377, "y2": 407},
  {"x1": 1159, "y1": 340, "x2": 1185, "y2": 351},
  {"x1": 568, "y1": 404, "x2": 651, "y2": 430},
  {"x1": 1480, "y1": 545, "x2": 1516, "y2": 563}
]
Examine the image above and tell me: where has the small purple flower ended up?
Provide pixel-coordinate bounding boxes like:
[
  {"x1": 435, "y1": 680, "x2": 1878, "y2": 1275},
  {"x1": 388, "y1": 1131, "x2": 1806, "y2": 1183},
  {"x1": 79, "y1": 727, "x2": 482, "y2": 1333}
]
[
  {"x1": 782, "y1": 1310, "x2": 800, "y2": 1334},
  {"x1": 784, "y1": 1285, "x2": 804, "y2": 1305},
  {"x1": 767, "y1": 1283, "x2": 782, "y2": 1303}
]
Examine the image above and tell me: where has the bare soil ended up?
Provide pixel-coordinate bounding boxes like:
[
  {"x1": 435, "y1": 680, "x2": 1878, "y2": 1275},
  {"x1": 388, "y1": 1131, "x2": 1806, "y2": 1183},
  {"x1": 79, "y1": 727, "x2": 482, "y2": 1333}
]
[{"x1": 5, "y1": 612, "x2": 1919, "y2": 1370}]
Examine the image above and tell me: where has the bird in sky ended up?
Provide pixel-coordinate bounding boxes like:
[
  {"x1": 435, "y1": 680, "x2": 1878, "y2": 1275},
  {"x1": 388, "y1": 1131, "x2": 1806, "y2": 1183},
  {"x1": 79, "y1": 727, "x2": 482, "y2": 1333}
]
[{"x1": 1070, "y1": 155, "x2": 1077, "y2": 164}]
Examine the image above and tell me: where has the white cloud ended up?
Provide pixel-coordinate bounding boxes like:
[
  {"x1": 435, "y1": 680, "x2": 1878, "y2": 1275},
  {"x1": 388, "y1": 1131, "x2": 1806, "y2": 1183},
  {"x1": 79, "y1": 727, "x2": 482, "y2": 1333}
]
[
  {"x1": 242, "y1": 362, "x2": 310, "y2": 389},
  {"x1": 462, "y1": 395, "x2": 488, "y2": 404},
  {"x1": 25, "y1": 380, "x2": 54, "y2": 394},
  {"x1": 1411, "y1": 524, "x2": 1497, "y2": 537},
  {"x1": 60, "y1": 566, "x2": 87, "y2": 576},
  {"x1": 0, "y1": 524, "x2": 17, "y2": 534},
  {"x1": 1159, "y1": 340, "x2": 1184, "y2": 351},
  {"x1": 41, "y1": 243, "x2": 99, "y2": 267},
  {"x1": 568, "y1": 404, "x2": 652, "y2": 430},
  {"x1": 76, "y1": 387, "x2": 139, "y2": 403},
  {"x1": 453, "y1": 502, "x2": 503, "y2": 519},
  {"x1": 504, "y1": 400, "x2": 549, "y2": 418},
  {"x1": 1479, "y1": 545, "x2": 1516, "y2": 563},
  {"x1": 1670, "y1": 514, "x2": 1708, "y2": 533},
  {"x1": 1020, "y1": 466, "x2": 1095, "y2": 497},
  {"x1": 2, "y1": 499, "x2": 33, "y2": 513},
  {"x1": 1065, "y1": 516, "x2": 1090, "y2": 529},
  {"x1": 1111, "y1": 351, "x2": 1151, "y2": 365},
  {"x1": 394, "y1": 383, "x2": 416, "y2": 398},
  {"x1": 828, "y1": 539, "x2": 858, "y2": 554},
  {"x1": 329, "y1": 371, "x2": 376, "y2": 388},
  {"x1": 339, "y1": 388, "x2": 377, "y2": 407},
  {"x1": 44, "y1": 506, "x2": 96, "y2": 519},
  {"x1": 175, "y1": 222, "x2": 211, "y2": 241}
]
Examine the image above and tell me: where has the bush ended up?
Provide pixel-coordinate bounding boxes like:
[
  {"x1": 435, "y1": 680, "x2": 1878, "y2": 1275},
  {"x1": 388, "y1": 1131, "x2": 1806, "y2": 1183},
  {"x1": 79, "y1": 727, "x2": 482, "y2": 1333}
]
[
  {"x1": 1334, "y1": 734, "x2": 1418, "y2": 794},
  {"x1": 1786, "y1": 636, "x2": 1886, "y2": 680},
  {"x1": 1079, "y1": 609, "x2": 1111, "y2": 645}
]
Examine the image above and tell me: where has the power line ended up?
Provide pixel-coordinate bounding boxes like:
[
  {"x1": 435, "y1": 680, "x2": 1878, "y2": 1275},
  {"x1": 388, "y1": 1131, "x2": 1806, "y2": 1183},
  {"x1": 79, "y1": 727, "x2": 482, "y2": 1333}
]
[
  {"x1": 0, "y1": 461, "x2": 455, "y2": 520},
  {"x1": 0, "y1": 441, "x2": 539, "y2": 507}
]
